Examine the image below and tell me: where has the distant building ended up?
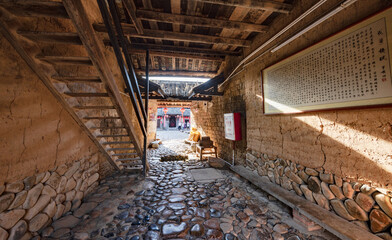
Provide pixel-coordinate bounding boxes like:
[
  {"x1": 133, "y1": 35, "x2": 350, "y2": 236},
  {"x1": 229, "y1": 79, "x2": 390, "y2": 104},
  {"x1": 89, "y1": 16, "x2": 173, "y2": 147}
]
[{"x1": 157, "y1": 107, "x2": 190, "y2": 130}]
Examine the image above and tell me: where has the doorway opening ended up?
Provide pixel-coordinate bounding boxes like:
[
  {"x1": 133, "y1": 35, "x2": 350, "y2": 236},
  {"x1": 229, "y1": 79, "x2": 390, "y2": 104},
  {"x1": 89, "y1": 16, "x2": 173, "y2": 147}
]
[{"x1": 169, "y1": 116, "x2": 176, "y2": 128}]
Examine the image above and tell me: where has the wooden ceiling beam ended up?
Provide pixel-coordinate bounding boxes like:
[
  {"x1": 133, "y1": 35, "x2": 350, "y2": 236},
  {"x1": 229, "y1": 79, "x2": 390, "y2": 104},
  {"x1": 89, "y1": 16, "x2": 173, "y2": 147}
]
[
  {"x1": 129, "y1": 43, "x2": 240, "y2": 56},
  {"x1": 0, "y1": 1, "x2": 69, "y2": 18},
  {"x1": 150, "y1": 96, "x2": 212, "y2": 101},
  {"x1": 122, "y1": 0, "x2": 144, "y2": 34},
  {"x1": 135, "y1": 69, "x2": 217, "y2": 78},
  {"x1": 136, "y1": 9, "x2": 268, "y2": 33},
  {"x1": 130, "y1": 49, "x2": 224, "y2": 61},
  {"x1": 194, "y1": 0, "x2": 292, "y2": 14},
  {"x1": 94, "y1": 23, "x2": 251, "y2": 47}
]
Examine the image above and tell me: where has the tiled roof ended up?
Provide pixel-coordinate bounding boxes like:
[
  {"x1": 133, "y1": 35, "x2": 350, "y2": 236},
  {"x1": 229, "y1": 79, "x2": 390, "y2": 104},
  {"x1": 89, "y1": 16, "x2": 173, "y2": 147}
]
[{"x1": 157, "y1": 107, "x2": 190, "y2": 116}]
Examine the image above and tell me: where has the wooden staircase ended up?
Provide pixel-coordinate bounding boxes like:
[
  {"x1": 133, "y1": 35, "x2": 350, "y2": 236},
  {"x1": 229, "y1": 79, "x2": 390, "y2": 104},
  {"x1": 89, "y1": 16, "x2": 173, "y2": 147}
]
[{"x1": 0, "y1": 1, "x2": 146, "y2": 172}]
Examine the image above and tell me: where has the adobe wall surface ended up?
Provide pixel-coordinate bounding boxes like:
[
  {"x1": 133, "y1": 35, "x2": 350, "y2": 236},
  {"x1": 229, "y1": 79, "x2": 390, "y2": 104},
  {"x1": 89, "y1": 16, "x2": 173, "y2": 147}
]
[
  {"x1": 192, "y1": 0, "x2": 392, "y2": 237},
  {"x1": 0, "y1": 35, "x2": 110, "y2": 185},
  {"x1": 195, "y1": 0, "x2": 392, "y2": 192},
  {"x1": 191, "y1": 76, "x2": 247, "y2": 163},
  {"x1": 147, "y1": 100, "x2": 158, "y2": 144}
]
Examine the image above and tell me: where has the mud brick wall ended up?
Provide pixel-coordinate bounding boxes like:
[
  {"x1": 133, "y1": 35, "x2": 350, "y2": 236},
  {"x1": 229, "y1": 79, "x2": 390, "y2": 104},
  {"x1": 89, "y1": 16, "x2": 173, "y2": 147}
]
[
  {"x1": 0, "y1": 4, "x2": 121, "y2": 238},
  {"x1": 192, "y1": 0, "x2": 392, "y2": 238},
  {"x1": 0, "y1": 33, "x2": 112, "y2": 184},
  {"x1": 191, "y1": 75, "x2": 247, "y2": 163},
  {"x1": 147, "y1": 100, "x2": 158, "y2": 144}
]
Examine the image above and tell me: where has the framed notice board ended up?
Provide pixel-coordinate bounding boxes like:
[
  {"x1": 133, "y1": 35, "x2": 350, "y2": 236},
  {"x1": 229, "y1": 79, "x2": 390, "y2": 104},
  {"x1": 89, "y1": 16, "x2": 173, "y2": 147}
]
[{"x1": 262, "y1": 7, "x2": 392, "y2": 114}]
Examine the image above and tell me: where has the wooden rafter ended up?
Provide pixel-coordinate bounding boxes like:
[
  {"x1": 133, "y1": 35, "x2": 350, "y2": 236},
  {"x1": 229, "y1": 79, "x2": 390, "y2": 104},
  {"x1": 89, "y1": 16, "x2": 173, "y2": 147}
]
[
  {"x1": 135, "y1": 69, "x2": 217, "y2": 78},
  {"x1": 94, "y1": 23, "x2": 251, "y2": 47},
  {"x1": 130, "y1": 49, "x2": 224, "y2": 61},
  {"x1": 170, "y1": 0, "x2": 181, "y2": 46},
  {"x1": 122, "y1": 0, "x2": 144, "y2": 34},
  {"x1": 129, "y1": 43, "x2": 240, "y2": 56},
  {"x1": 141, "y1": 0, "x2": 161, "y2": 44},
  {"x1": 195, "y1": 0, "x2": 292, "y2": 14},
  {"x1": 136, "y1": 10, "x2": 268, "y2": 32},
  {"x1": 189, "y1": 73, "x2": 225, "y2": 97}
]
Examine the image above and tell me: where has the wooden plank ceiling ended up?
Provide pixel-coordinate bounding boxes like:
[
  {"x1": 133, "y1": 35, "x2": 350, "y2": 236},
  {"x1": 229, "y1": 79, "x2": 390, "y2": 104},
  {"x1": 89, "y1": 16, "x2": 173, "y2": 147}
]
[{"x1": 94, "y1": 0, "x2": 293, "y2": 79}]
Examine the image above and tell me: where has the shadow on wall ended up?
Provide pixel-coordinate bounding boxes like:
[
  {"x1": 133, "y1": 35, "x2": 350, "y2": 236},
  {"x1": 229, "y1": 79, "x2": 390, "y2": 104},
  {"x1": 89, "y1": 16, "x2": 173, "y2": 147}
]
[{"x1": 254, "y1": 95, "x2": 392, "y2": 189}]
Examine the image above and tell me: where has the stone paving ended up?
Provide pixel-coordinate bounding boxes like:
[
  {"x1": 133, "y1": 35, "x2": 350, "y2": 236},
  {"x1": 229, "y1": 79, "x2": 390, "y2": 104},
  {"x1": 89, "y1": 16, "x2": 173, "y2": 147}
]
[{"x1": 44, "y1": 131, "x2": 333, "y2": 240}]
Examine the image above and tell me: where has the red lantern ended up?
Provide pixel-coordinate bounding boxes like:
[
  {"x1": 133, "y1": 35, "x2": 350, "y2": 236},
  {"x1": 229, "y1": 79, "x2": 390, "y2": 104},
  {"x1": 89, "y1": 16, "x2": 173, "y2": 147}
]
[
  {"x1": 180, "y1": 107, "x2": 185, "y2": 114},
  {"x1": 163, "y1": 107, "x2": 168, "y2": 115}
]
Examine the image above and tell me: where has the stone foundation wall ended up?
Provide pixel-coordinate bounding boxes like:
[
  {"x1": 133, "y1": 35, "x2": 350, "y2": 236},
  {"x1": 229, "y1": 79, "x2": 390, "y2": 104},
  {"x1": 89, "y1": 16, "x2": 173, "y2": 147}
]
[
  {"x1": 244, "y1": 151, "x2": 392, "y2": 239},
  {"x1": 0, "y1": 156, "x2": 101, "y2": 239}
]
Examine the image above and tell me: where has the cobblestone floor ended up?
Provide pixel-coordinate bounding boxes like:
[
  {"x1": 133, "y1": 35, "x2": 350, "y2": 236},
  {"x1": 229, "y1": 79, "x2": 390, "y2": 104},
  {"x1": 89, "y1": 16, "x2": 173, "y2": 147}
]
[{"x1": 45, "y1": 131, "x2": 332, "y2": 240}]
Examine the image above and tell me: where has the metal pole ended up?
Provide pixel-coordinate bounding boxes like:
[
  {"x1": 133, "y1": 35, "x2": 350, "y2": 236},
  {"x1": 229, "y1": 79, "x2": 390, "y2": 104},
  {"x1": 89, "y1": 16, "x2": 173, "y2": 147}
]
[
  {"x1": 97, "y1": 0, "x2": 146, "y2": 137},
  {"x1": 107, "y1": 0, "x2": 147, "y2": 123},
  {"x1": 142, "y1": 49, "x2": 150, "y2": 176}
]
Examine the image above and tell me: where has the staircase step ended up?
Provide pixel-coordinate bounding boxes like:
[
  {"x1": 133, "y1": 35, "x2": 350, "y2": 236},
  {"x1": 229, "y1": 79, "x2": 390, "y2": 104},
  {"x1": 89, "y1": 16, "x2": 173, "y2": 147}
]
[
  {"x1": 103, "y1": 141, "x2": 134, "y2": 145},
  {"x1": 64, "y1": 92, "x2": 109, "y2": 97},
  {"x1": 111, "y1": 152, "x2": 138, "y2": 156},
  {"x1": 116, "y1": 158, "x2": 140, "y2": 162},
  {"x1": 121, "y1": 163, "x2": 143, "y2": 168},
  {"x1": 52, "y1": 75, "x2": 101, "y2": 83},
  {"x1": 18, "y1": 31, "x2": 81, "y2": 45},
  {"x1": 96, "y1": 134, "x2": 129, "y2": 138},
  {"x1": 37, "y1": 56, "x2": 92, "y2": 65},
  {"x1": 84, "y1": 116, "x2": 121, "y2": 120},
  {"x1": 74, "y1": 105, "x2": 116, "y2": 109},
  {"x1": 122, "y1": 165, "x2": 143, "y2": 172},
  {"x1": 90, "y1": 126, "x2": 126, "y2": 129},
  {"x1": 106, "y1": 147, "x2": 135, "y2": 151},
  {"x1": 0, "y1": 2, "x2": 69, "y2": 18}
]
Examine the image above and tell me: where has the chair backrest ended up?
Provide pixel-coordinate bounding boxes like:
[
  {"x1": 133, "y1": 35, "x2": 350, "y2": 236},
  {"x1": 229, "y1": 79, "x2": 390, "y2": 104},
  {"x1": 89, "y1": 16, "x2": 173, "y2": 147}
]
[{"x1": 200, "y1": 136, "x2": 213, "y2": 147}]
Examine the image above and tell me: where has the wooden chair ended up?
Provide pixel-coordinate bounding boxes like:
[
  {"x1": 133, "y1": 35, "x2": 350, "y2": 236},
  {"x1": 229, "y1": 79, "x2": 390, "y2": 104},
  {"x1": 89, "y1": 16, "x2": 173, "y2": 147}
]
[
  {"x1": 196, "y1": 136, "x2": 217, "y2": 160},
  {"x1": 196, "y1": 145, "x2": 217, "y2": 161}
]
